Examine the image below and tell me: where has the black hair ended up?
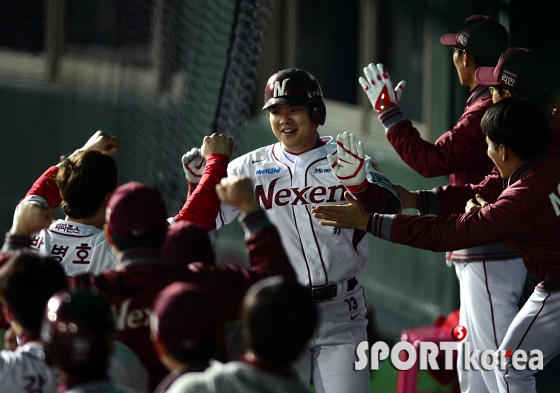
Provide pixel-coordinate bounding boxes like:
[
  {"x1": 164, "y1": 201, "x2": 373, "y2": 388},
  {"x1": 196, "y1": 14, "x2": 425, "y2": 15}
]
[
  {"x1": 57, "y1": 150, "x2": 118, "y2": 219},
  {"x1": 482, "y1": 96, "x2": 549, "y2": 161},
  {"x1": 0, "y1": 250, "x2": 68, "y2": 330},
  {"x1": 242, "y1": 277, "x2": 317, "y2": 364}
]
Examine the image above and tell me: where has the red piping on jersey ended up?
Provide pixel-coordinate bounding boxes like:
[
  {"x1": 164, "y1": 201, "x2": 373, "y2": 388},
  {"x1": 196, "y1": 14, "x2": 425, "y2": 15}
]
[
  {"x1": 304, "y1": 155, "x2": 335, "y2": 285},
  {"x1": 47, "y1": 229, "x2": 99, "y2": 238}
]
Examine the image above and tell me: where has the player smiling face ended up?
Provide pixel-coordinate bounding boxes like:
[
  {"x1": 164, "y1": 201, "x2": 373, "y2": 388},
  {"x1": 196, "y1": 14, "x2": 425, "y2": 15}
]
[{"x1": 268, "y1": 104, "x2": 319, "y2": 155}]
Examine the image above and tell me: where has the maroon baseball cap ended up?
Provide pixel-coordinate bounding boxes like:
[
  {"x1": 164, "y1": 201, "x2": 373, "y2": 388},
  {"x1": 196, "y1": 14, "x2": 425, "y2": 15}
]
[
  {"x1": 440, "y1": 15, "x2": 509, "y2": 66},
  {"x1": 475, "y1": 48, "x2": 550, "y2": 98},
  {"x1": 107, "y1": 181, "x2": 168, "y2": 237},
  {"x1": 151, "y1": 282, "x2": 218, "y2": 350},
  {"x1": 163, "y1": 221, "x2": 215, "y2": 267}
]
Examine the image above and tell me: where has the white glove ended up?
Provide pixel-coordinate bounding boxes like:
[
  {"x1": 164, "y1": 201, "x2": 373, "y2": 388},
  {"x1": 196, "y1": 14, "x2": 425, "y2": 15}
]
[
  {"x1": 359, "y1": 63, "x2": 406, "y2": 113},
  {"x1": 327, "y1": 132, "x2": 368, "y2": 193},
  {"x1": 182, "y1": 147, "x2": 205, "y2": 183}
]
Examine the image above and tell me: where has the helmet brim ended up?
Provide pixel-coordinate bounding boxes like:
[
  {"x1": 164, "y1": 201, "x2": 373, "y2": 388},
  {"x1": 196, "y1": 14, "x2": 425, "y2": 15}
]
[{"x1": 262, "y1": 96, "x2": 311, "y2": 110}]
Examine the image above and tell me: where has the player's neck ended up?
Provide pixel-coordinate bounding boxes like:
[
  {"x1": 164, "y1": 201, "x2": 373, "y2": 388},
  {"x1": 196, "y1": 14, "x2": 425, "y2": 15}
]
[{"x1": 66, "y1": 206, "x2": 106, "y2": 229}]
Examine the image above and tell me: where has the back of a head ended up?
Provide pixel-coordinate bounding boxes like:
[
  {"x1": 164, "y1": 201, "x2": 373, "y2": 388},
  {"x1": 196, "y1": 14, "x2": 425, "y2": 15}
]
[
  {"x1": 57, "y1": 150, "x2": 118, "y2": 219},
  {"x1": 482, "y1": 96, "x2": 550, "y2": 161},
  {"x1": 163, "y1": 221, "x2": 215, "y2": 267},
  {"x1": 41, "y1": 289, "x2": 116, "y2": 377},
  {"x1": 0, "y1": 250, "x2": 67, "y2": 331},
  {"x1": 107, "y1": 181, "x2": 168, "y2": 251},
  {"x1": 262, "y1": 68, "x2": 326, "y2": 125},
  {"x1": 151, "y1": 282, "x2": 219, "y2": 365},
  {"x1": 440, "y1": 15, "x2": 509, "y2": 67},
  {"x1": 242, "y1": 277, "x2": 317, "y2": 364}
]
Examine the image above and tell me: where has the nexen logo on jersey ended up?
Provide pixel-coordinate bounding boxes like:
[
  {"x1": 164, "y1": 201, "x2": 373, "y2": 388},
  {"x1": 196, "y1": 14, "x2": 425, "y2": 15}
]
[
  {"x1": 112, "y1": 299, "x2": 152, "y2": 330},
  {"x1": 256, "y1": 167, "x2": 281, "y2": 176},
  {"x1": 255, "y1": 178, "x2": 345, "y2": 210}
]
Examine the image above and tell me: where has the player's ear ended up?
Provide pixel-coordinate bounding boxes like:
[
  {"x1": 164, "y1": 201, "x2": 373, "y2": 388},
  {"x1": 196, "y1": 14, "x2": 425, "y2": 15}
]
[
  {"x1": 151, "y1": 337, "x2": 167, "y2": 357},
  {"x1": 462, "y1": 51, "x2": 470, "y2": 68},
  {"x1": 3, "y1": 304, "x2": 13, "y2": 323},
  {"x1": 104, "y1": 224, "x2": 114, "y2": 246}
]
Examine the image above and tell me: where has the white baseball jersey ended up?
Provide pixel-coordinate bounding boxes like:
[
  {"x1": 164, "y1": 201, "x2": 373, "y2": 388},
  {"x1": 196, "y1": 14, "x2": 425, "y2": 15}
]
[
  {"x1": 31, "y1": 219, "x2": 116, "y2": 276},
  {"x1": 217, "y1": 137, "x2": 397, "y2": 287},
  {"x1": 166, "y1": 361, "x2": 308, "y2": 393},
  {"x1": 0, "y1": 341, "x2": 58, "y2": 393}
]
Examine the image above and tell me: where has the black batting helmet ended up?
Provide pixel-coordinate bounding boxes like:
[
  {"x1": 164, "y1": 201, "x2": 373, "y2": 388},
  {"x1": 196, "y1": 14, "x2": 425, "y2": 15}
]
[
  {"x1": 41, "y1": 289, "x2": 116, "y2": 371},
  {"x1": 262, "y1": 69, "x2": 326, "y2": 125}
]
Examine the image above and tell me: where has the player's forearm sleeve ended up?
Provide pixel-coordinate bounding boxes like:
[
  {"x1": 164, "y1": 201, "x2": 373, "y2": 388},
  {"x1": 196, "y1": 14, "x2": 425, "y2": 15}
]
[
  {"x1": 417, "y1": 189, "x2": 440, "y2": 215},
  {"x1": 368, "y1": 197, "x2": 531, "y2": 253},
  {"x1": 352, "y1": 182, "x2": 390, "y2": 214},
  {"x1": 384, "y1": 112, "x2": 489, "y2": 179},
  {"x1": 25, "y1": 166, "x2": 62, "y2": 209},
  {"x1": 244, "y1": 211, "x2": 296, "y2": 280},
  {"x1": 1, "y1": 233, "x2": 32, "y2": 253},
  {"x1": 379, "y1": 107, "x2": 407, "y2": 133},
  {"x1": 171, "y1": 153, "x2": 229, "y2": 231}
]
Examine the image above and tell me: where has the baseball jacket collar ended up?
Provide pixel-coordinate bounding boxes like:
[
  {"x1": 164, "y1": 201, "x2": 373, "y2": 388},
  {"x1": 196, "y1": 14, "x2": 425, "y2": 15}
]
[
  {"x1": 467, "y1": 84, "x2": 491, "y2": 106},
  {"x1": 507, "y1": 152, "x2": 548, "y2": 187},
  {"x1": 274, "y1": 136, "x2": 334, "y2": 166}
]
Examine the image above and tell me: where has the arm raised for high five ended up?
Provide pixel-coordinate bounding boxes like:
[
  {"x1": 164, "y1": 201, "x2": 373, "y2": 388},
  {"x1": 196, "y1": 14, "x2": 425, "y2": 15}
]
[
  {"x1": 170, "y1": 133, "x2": 233, "y2": 231},
  {"x1": 328, "y1": 132, "x2": 402, "y2": 214},
  {"x1": 25, "y1": 130, "x2": 119, "y2": 209}
]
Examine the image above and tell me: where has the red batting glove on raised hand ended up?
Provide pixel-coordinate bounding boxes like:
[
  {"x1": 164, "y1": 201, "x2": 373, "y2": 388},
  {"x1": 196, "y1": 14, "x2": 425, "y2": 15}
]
[
  {"x1": 359, "y1": 63, "x2": 405, "y2": 114},
  {"x1": 182, "y1": 147, "x2": 205, "y2": 184},
  {"x1": 327, "y1": 132, "x2": 368, "y2": 193}
]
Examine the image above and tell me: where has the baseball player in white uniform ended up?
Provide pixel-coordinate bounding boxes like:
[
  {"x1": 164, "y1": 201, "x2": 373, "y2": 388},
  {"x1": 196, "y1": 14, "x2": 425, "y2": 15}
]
[
  {"x1": 20, "y1": 131, "x2": 120, "y2": 276},
  {"x1": 209, "y1": 69, "x2": 402, "y2": 393}
]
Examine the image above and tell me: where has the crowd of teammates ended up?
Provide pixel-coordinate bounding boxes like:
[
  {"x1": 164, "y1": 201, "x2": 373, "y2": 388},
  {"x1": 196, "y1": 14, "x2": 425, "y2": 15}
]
[{"x1": 0, "y1": 14, "x2": 559, "y2": 393}]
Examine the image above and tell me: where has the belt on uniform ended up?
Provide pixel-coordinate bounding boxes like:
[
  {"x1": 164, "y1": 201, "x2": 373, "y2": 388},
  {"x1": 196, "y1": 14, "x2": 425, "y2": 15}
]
[{"x1": 309, "y1": 277, "x2": 358, "y2": 303}]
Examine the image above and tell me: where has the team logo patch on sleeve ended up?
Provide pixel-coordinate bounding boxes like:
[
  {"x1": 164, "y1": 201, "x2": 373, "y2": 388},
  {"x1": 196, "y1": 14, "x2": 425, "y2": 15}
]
[
  {"x1": 256, "y1": 167, "x2": 281, "y2": 175},
  {"x1": 314, "y1": 166, "x2": 332, "y2": 175}
]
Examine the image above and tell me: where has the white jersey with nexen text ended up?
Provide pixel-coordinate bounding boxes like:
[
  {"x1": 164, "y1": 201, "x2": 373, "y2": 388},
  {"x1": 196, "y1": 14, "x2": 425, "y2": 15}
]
[
  {"x1": 217, "y1": 137, "x2": 396, "y2": 287},
  {"x1": 31, "y1": 219, "x2": 117, "y2": 276}
]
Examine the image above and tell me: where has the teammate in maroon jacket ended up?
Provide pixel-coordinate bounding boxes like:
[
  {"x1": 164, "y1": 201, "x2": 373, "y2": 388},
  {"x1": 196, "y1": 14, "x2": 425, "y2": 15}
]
[
  {"x1": 361, "y1": 15, "x2": 508, "y2": 186},
  {"x1": 313, "y1": 96, "x2": 560, "y2": 393},
  {"x1": 360, "y1": 15, "x2": 512, "y2": 392},
  {"x1": 69, "y1": 177, "x2": 295, "y2": 391}
]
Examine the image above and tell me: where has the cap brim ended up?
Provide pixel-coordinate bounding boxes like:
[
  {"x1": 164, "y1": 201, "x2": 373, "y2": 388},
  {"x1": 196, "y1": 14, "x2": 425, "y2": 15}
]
[
  {"x1": 262, "y1": 97, "x2": 309, "y2": 110},
  {"x1": 475, "y1": 66, "x2": 499, "y2": 86},
  {"x1": 440, "y1": 33, "x2": 457, "y2": 46}
]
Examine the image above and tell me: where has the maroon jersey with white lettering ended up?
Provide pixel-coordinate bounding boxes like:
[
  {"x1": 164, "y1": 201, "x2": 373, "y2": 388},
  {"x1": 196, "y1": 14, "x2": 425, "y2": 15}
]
[{"x1": 70, "y1": 222, "x2": 295, "y2": 391}]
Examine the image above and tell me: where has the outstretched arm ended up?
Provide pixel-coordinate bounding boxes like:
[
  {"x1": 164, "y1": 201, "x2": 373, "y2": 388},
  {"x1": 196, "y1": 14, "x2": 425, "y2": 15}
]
[
  {"x1": 184, "y1": 176, "x2": 295, "y2": 321},
  {"x1": 328, "y1": 132, "x2": 402, "y2": 214},
  {"x1": 313, "y1": 191, "x2": 531, "y2": 254},
  {"x1": 25, "y1": 130, "x2": 119, "y2": 209},
  {"x1": 360, "y1": 62, "x2": 491, "y2": 179},
  {"x1": 170, "y1": 133, "x2": 233, "y2": 231}
]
